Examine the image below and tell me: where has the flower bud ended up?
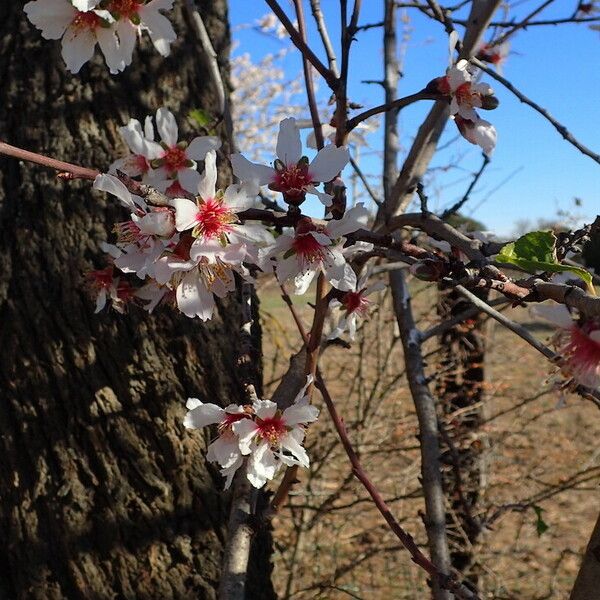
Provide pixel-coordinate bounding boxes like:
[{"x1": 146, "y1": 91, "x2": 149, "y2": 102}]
[
  {"x1": 409, "y1": 259, "x2": 446, "y2": 282},
  {"x1": 138, "y1": 207, "x2": 176, "y2": 237}
]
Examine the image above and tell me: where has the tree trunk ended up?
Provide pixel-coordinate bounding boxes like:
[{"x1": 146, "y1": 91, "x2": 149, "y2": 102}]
[
  {"x1": 570, "y1": 510, "x2": 600, "y2": 600},
  {"x1": 0, "y1": 3, "x2": 275, "y2": 599},
  {"x1": 436, "y1": 289, "x2": 486, "y2": 589}
]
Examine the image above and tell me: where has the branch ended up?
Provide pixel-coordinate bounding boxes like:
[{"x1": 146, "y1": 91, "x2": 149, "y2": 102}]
[
  {"x1": 440, "y1": 154, "x2": 490, "y2": 219},
  {"x1": 0, "y1": 140, "x2": 99, "y2": 180},
  {"x1": 389, "y1": 269, "x2": 453, "y2": 600},
  {"x1": 309, "y1": 0, "x2": 340, "y2": 77},
  {"x1": 471, "y1": 57, "x2": 600, "y2": 165},
  {"x1": 264, "y1": 0, "x2": 338, "y2": 90}
]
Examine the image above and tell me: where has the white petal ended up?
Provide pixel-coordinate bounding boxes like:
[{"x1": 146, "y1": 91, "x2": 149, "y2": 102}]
[
  {"x1": 276, "y1": 117, "x2": 302, "y2": 165},
  {"x1": 186, "y1": 398, "x2": 202, "y2": 410},
  {"x1": 115, "y1": 19, "x2": 136, "y2": 70},
  {"x1": 24, "y1": 0, "x2": 75, "y2": 40},
  {"x1": 223, "y1": 182, "x2": 258, "y2": 211},
  {"x1": 252, "y1": 399, "x2": 278, "y2": 420},
  {"x1": 156, "y1": 107, "x2": 178, "y2": 146},
  {"x1": 221, "y1": 455, "x2": 244, "y2": 490},
  {"x1": 176, "y1": 270, "x2": 215, "y2": 320},
  {"x1": 207, "y1": 436, "x2": 242, "y2": 468},
  {"x1": 171, "y1": 197, "x2": 199, "y2": 231},
  {"x1": 139, "y1": 1, "x2": 177, "y2": 57},
  {"x1": 178, "y1": 168, "x2": 202, "y2": 194},
  {"x1": 186, "y1": 136, "x2": 221, "y2": 160},
  {"x1": 61, "y1": 23, "x2": 96, "y2": 74},
  {"x1": 306, "y1": 184, "x2": 333, "y2": 207},
  {"x1": 232, "y1": 419, "x2": 260, "y2": 454},
  {"x1": 308, "y1": 145, "x2": 349, "y2": 182},
  {"x1": 93, "y1": 173, "x2": 136, "y2": 209},
  {"x1": 183, "y1": 403, "x2": 225, "y2": 429},
  {"x1": 230, "y1": 153, "x2": 274, "y2": 186},
  {"x1": 279, "y1": 431, "x2": 310, "y2": 467},
  {"x1": 96, "y1": 23, "x2": 125, "y2": 74},
  {"x1": 323, "y1": 248, "x2": 356, "y2": 291},
  {"x1": 326, "y1": 203, "x2": 369, "y2": 239},
  {"x1": 247, "y1": 442, "x2": 279, "y2": 488},
  {"x1": 282, "y1": 402, "x2": 319, "y2": 427},
  {"x1": 294, "y1": 268, "x2": 317, "y2": 295},
  {"x1": 71, "y1": 0, "x2": 101, "y2": 9},
  {"x1": 198, "y1": 150, "x2": 217, "y2": 199}
]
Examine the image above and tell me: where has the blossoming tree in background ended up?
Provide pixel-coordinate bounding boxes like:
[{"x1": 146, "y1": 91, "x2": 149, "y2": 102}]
[{"x1": 1, "y1": 1, "x2": 600, "y2": 599}]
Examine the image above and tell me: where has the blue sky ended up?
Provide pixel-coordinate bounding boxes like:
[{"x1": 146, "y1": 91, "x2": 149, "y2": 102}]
[{"x1": 229, "y1": 2, "x2": 599, "y2": 236}]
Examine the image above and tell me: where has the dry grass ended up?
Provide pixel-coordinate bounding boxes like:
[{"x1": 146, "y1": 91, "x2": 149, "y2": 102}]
[{"x1": 257, "y1": 274, "x2": 600, "y2": 600}]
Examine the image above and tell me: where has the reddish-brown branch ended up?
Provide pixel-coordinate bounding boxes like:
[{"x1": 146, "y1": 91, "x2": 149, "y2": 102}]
[{"x1": 0, "y1": 140, "x2": 99, "y2": 180}]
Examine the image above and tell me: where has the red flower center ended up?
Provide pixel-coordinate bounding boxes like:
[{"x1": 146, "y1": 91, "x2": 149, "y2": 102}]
[
  {"x1": 116, "y1": 280, "x2": 136, "y2": 301},
  {"x1": 292, "y1": 218, "x2": 328, "y2": 263},
  {"x1": 343, "y1": 290, "x2": 369, "y2": 315},
  {"x1": 271, "y1": 164, "x2": 313, "y2": 198},
  {"x1": 455, "y1": 82, "x2": 477, "y2": 107},
  {"x1": 88, "y1": 267, "x2": 113, "y2": 290},
  {"x1": 162, "y1": 146, "x2": 188, "y2": 174},
  {"x1": 171, "y1": 234, "x2": 195, "y2": 261},
  {"x1": 107, "y1": 0, "x2": 141, "y2": 18},
  {"x1": 194, "y1": 198, "x2": 234, "y2": 239},
  {"x1": 565, "y1": 325, "x2": 600, "y2": 375},
  {"x1": 256, "y1": 416, "x2": 287, "y2": 444},
  {"x1": 72, "y1": 11, "x2": 102, "y2": 30}
]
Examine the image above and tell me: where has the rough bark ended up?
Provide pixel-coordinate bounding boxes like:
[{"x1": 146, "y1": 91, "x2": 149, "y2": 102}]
[
  {"x1": 436, "y1": 289, "x2": 487, "y2": 588},
  {"x1": 570, "y1": 509, "x2": 600, "y2": 600},
  {"x1": 0, "y1": 3, "x2": 275, "y2": 599}
]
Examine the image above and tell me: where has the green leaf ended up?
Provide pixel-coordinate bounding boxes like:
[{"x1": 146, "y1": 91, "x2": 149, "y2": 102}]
[
  {"x1": 533, "y1": 505, "x2": 549, "y2": 536},
  {"x1": 189, "y1": 108, "x2": 212, "y2": 128},
  {"x1": 497, "y1": 230, "x2": 595, "y2": 294}
]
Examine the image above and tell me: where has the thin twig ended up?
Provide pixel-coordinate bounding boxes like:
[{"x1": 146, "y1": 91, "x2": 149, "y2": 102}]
[
  {"x1": 440, "y1": 154, "x2": 490, "y2": 219},
  {"x1": 309, "y1": 0, "x2": 340, "y2": 77}
]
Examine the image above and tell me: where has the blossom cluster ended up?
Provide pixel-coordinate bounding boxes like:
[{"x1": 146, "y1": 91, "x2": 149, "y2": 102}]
[
  {"x1": 429, "y1": 59, "x2": 498, "y2": 156},
  {"x1": 92, "y1": 114, "x2": 379, "y2": 339},
  {"x1": 184, "y1": 377, "x2": 319, "y2": 488},
  {"x1": 24, "y1": 0, "x2": 176, "y2": 74}
]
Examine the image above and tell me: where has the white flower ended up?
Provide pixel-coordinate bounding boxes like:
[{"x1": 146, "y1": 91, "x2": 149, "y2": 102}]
[
  {"x1": 143, "y1": 108, "x2": 221, "y2": 193},
  {"x1": 328, "y1": 270, "x2": 385, "y2": 340},
  {"x1": 170, "y1": 151, "x2": 273, "y2": 261},
  {"x1": 530, "y1": 304, "x2": 600, "y2": 389},
  {"x1": 261, "y1": 203, "x2": 369, "y2": 294},
  {"x1": 230, "y1": 117, "x2": 349, "y2": 207},
  {"x1": 24, "y1": 0, "x2": 125, "y2": 74},
  {"x1": 232, "y1": 377, "x2": 319, "y2": 488},
  {"x1": 110, "y1": 117, "x2": 155, "y2": 178},
  {"x1": 454, "y1": 115, "x2": 497, "y2": 156},
  {"x1": 477, "y1": 41, "x2": 510, "y2": 74},
  {"x1": 184, "y1": 399, "x2": 250, "y2": 489}
]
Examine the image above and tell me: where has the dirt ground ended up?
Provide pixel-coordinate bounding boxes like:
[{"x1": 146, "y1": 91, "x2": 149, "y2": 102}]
[{"x1": 257, "y1": 275, "x2": 600, "y2": 600}]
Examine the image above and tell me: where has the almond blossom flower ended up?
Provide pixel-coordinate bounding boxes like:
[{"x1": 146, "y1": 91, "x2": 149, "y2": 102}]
[
  {"x1": 260, "y1": 203, "x2": 369, "y2": 294},
  {"x1": 107, "y1": 0, "x2": 177, "y2": 61},
  {"x1": 531, "y1": 303, "x2": 600, "y2": 389},
  {"x1": 477, "y1": 41, "x2": 510, "y2": 73},
  {"x1": 328, "y1": 270, "x2": 385, "y2": 340},
  {"x1": 436, "y1": 60, "x2": 495, "y2": 121},
  {"x1": 454, "y1": 115, "x2": 497, "y2": 156},
  {"x1": 184, "y1": 399, "x2": 251, "y2": 489},
  {"x1": 110, "y1": 117, "x2": 156, "y2": 178},
  {"x1": 170, "y1": 151, "x2": 273, "y2": 262},
  {"x1": 24, "y1": 0, "x2": 123, "y2": 74},
  {"x1": 143, "y1": 108, "x2": 222, "y2": 193},
  {"x1": 87, "y1": 265, "x2": 136, "y2": 313},
  {"x1": 232, "y1": 377, "x2": 319, "y2": 488},
  {"x1": 230, "y1": 117, "x2": 350, "y2": 207}
]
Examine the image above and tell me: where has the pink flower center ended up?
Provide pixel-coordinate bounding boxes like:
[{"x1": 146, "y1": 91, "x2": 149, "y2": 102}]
[
  {"x1": 343, "y1": 290, "x2": 369, "y2": 315},
  {"x1": 271, "y1": 164, "x2": 313, "y2": 198},
  {"x1": 256, "y1": 416, "x2": 287, "y2": 445},
  {"x1": 455, "y1": 82, "x2": 478, "y2": 107},
  {"x1": 88, "y1": 267, "x2": 114, "y2": 290},
  {"x1": 563, "y1": 325, "x2": 600, "y2": 387},
  {"x1": 162, "y1": 146, "x2": 188, "y2": 174},
  {"x1": 194, "y1": 198, "x2": 235, "y2": 239},
  {"x1": 292, "y1": 218, "x2": 328, "y2": 263},
  {"x1": 72, "y1": 11, "x2": 102, "y2": 30},
  {"x1": 114, "y1": 220, "x2": 143, "y2": 244},
  {"x1": 107, "y1": 0, "x2": 141, "y2": 18}
]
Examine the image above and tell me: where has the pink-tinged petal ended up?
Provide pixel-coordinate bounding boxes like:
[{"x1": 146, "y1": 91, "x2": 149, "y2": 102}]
[
  {"x1": 326, "y1": 202, "x2": 369, "y2": 239},
  {"x1": 139, "y1": 1, "x2": 177, "y2": 57},
  {"x1": 455, "y1": 116, "x2": 497, "y2": 156},
  {"x1": 222, "y1": 456, "x2": 244, "y2": 490},
  {"x1": 137, "y1": 210, "x2": 175, "y2": 237},
  {"x1": 232, "y1": 419, "x2": 260, "y2": 454},
  {"x1": 247, "y1": 442, "x2": 279, "y2": 488},
  {"x1": 96, "y1": 25, "x2": 126, "y2": 74},
  {"x1": 61, "y1": 23, "x2": 96, "y2": 74},
  {"x1": 282, "y1": 402, "x2": 319, "y2": 428},
  {"x1": 183, "y1": 402, "x2": 225, "y2": 429},
  {"x1": 457, "y1": 104, "x2": 479, "y2": 122},
  {"x1": 144, "y1": 140, "x2": 165, "y2": 160},
  {"x1": 305, "y1": 184, "x2": 332, "y2": 207},
  {"x1": 171, "y1": 197, "x2": 199, "y2": 231},
  {"x1": 276, "y1": 117, "x2": 302, "y2": 165},
  {"x1": 198, "y1": 150, "x2": 217, "y2": 200},
  {"x1": 309, "y1": 231, "x2": 333, "y2": 246},
  {"x1": 223, "y1": 182, "x2": 258, "y2": 212},
  {"x1": 207, "y1": 436, "x2": 242, "y2": 468},
  {"x1": 94, "y1": 173, "x2": 137, "y2": 209},
  {"x1": 153, "y1": 255, "x2": 197, "y2": 285},
  {"x1": 323, "y1": 247, "x2": 356, "y2": 291},
  {"x1": 279, "y1": 432, "x2": 310, "y2": 467},
  {"x1": 308, "y1": 145, "x2": 349, "y2": 182},
  {"x1": 176, "y1": 270, "x2": 215, "y2": 320},
  {"x1": 72, "y1": 0, "x2": 100, "y2": 9},
  {"x1": 294, "y1": 268, "x2": 317, "y2": 295},
  {"x1": 252, "y1": 399, "x2": 278, "y2": 420},
  {"x1": 186, "y1": 136, "x2": 221, "y2": 160},
  {"x1": 156, "y1": 107, "x2": 178, "y2": 146},
  {"x1": 275, "y1": 255, "x2": 301, "y2": 284},
  {"x1": 230, "y1": 153, "x2": 274, "y2": 186},
  {"x1": 115, "y1": 19, "x2": 136, "y2": 69},
  {"x1": 447, "y1": 60, "x2": 470, "y2": 90},
  {"x1": 176, "y1": 168, "x2": 201, "y2": 194},
  {"x1": 530, "y1": 304, "x2": 574, "y2": 329},
  {"x1": 24, "y1": 0, "x2": 75, "y2": 39}
]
